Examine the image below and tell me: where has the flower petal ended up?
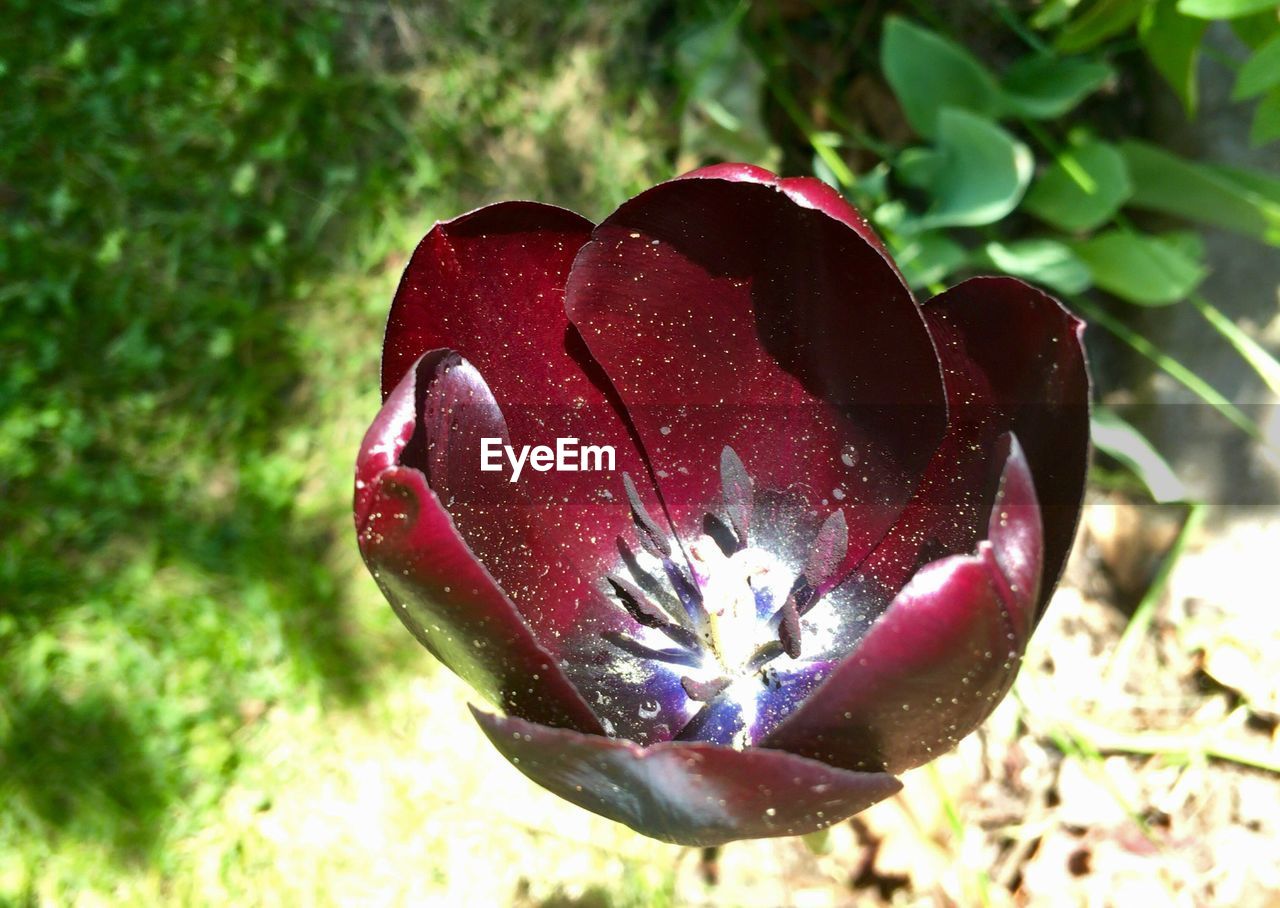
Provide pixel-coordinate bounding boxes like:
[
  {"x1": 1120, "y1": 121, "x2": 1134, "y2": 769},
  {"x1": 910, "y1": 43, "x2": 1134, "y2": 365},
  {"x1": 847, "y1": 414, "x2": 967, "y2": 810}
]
[
  {"x1": 564, "y1": 171, "x2": 947, "y2": 571},
  {"x1": 566, "y1": 628, "x2": 707, "y2": 745},
  {"x1": 471, "y1": 707, "x2": 902, "y2": 846},
  {"x1": 676, "y1": 163, "x2": 908, "y2": 287},
  {"x1": 355, "y1": 354, "x2": 602, "y2": 734},
  {"x1": 382, "y1": 201, "x2": 595, "y2": 402},
  {"x1": 922, "y1": 276, "x2": 1088, "y2": 617},
  {"x1": 380, "y1": 199, "x2": 654, "y2": 614},
  {"x1": 761, "y1": 438, "x2": 1041, "y2": 774},
  {"x1": 986, "y1": 434, "x2": 1042, "y2": 642},
  {"x1": 853, "y1": 277, "x2": 1087, "y2": 619},
  {"x1": 379, "y1": 201, "x2": 699, "y2": 738}
]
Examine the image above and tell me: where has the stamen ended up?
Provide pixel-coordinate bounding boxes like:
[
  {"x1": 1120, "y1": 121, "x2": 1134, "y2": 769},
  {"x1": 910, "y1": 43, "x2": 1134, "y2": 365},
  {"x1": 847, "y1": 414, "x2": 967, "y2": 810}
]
[
  {"x1": 664, "y1": 559, "x2": 711, "y2": 638},
  {"x1": 803, "y1": 508, "x2": 848, "y2": 592},
  {"x1": 606, "y1": 575, "x2": 702, "y2": 650},
  {"x1": 601, "y1": 631, "x2": 703, "y2": 668},
  {"x1": 745, "y1": 640, "x2": 783, "y2": 672},
  {"x1": 622, "y1": 472, "x2": 671, "y2": 558},
  {"x1": 699, "y1": 513, "x2": 737, "y2": 558},
  {"x1": 776, "y1": 594, "x2": 803, "y2": 658},
  {"x1": 719, "y1": 446, "x2": 753, "y2": 548},
  {"x1": 616, "y1": 538, "x2": 684, "y2": 616},
  {"x1": 606, "y1": 574, "x2": 674, "y2": 628},
  {"x1": 595, "y1": 460, "x2": 857, "y2": 748}
]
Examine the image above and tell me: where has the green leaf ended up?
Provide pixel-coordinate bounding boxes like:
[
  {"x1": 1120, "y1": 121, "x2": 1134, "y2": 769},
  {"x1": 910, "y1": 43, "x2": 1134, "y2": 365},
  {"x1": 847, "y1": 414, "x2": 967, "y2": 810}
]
[
  {"x1": 1206, "y1": 161, "x2": 1280, "y2": 202},
  {"x1": 1189, "y1": 294, "x2": 1280, "y2": 396},
  {"x1": 676, "y1": 9, "x2": 779, "y2": 168},
  {"x1": 881, "y1": 16, "x2": 1002, "y2": 138},
  {"x1": 1055, "y1": 0, "x2": 1146, "y2": 53},
  {"x1": 808, "y1": 131, "x2": 859, "y2": 191},
  {"x1": 981, "y1": 239, "x2": 1093, "y2": 294},
  {"x1": 912, "y1": 109, "x2": 1032, "y2": 229},
  {"x1": 1230, "y1": 9, "x2": 1280, "y2": 47},
  {"x1": 894, "y1": 232, "x2": 969, "y2": 290},
  {"x1": 1177, "y1": 0, "x2": 1279, "y2": 18},
  {"x1": 1033, "y1": 0, "x2": 1087, "y2": 28},
  {"x1": 1069, "y1": 294, "x2": 1264, "y2": 440},
  {"x1": 1233, "y1": 31, "x2": 1280, "y2": 98},
  {"x1": 1251, "y1": 88, "x2": 1280, "y2": 145},
  {"x1": 852, "y1": 161, "x2": 891, "y2": 203},
  {"x1": 1121, "y1": 139, "x2": 1280, "y2": 244},
  {"x1": 1024, "y1": 137, "x2": 1132, "y2": 232},
  {"x1": 1001, "y1": 55, "x2": 1114, "y2": 118},
  {"x1": 802, "y1": 828, "x2": 832, "y2": 854},
  {"x1": 894, "y1": 147, "x2": 944, "y2": 189},
  {"x1": 873, "y1": 200, "x2": 909, "y2": 230},
  {"x1": 1140, "y1": 0, "x2": 1208, "y2": 115},
  {"x1": 1072, "y1": 230, "x2": 1207, "y2": 304},
  {"x1": 1162, "y1": 229, "x2": 1207, "y2": 261},
  {"x1": 1091, "y1": 408, "x2": 1188, "y2": 503}
]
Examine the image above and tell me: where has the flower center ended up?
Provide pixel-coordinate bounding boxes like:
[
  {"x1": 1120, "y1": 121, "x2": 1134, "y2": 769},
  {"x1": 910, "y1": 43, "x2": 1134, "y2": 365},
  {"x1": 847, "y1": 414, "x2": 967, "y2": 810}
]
[
  {"x1": 597, "y1": 445, "x2": 850, "y2": 740},
  {"x1": 688, "y1": 537, "x2": 792, "y2": 674}
]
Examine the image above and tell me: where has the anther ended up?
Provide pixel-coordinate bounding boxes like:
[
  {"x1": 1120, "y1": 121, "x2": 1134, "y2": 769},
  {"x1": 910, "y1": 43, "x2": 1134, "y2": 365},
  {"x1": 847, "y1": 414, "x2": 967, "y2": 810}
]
[
  {"x1": 616, "y1": 537, "x2": 682, "y2": 613},
  {"x1": 607, "y1": 574, "x2": 673, "y2": 628},
  {"x1": 601, "y1": 631, "x2": 703, "y2": 668},
  {"x1": 622, "y1": 472, "x2": 671, "y2": 558},
  {"x1": 606, "y1": 575, "x2": 701, "y2": 649},
  {"x1": 776, "y1": 594, "x2": 802, "y2": 659},
  {"x1": 803, "y1": 509, "x2": 848, "y2": 593},
  {"x1": 681, "y1": 675, "x2": 731, "y2": 702},
  {"x1": 719, "y1": 446, "x2": 753, "y2": 548},
  {"x1": 746, "y1": 640, "x2": 783, "y2": 672}
]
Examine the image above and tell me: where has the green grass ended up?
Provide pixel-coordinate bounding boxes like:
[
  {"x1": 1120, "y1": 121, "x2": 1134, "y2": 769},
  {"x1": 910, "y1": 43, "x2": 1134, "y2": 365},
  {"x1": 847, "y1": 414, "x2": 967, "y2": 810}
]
[{"x1": 1, "y1": 1, "x2": 673, "y2": 901}]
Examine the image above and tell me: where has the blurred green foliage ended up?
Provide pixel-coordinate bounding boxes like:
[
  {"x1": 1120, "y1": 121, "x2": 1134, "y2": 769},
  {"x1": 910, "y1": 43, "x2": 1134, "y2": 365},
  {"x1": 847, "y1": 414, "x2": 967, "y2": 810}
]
[
  {"x1": 1, "y1": 0, "x2": 668, "y2": 897},
  {"x1": 2, "y1": 0, "x2": 412, "y2": 866},
  {"x1": 697, "y1": 0, "x2": 1279, "y2": 477}
]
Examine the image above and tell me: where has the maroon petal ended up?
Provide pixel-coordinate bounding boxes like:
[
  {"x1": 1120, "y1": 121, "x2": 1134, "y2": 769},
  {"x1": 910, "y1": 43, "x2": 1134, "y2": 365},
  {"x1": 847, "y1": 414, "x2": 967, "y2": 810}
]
[
  {"x1": 853, "y1": 277, "x2": 1087, "y2": 619},
  {"x1": 761, "y1": 438, "x2": 1041, "y2": 774},
  {"x1": 472, "y1": 707, "x2": 901, "y2": 846},
  {"x1": 564, "y1": 170, "x2": 947, "y2": 571},
  {"x1": 380, "y1": 200, "x2": 653, "y2": 611},
  {"x1": 921, "y1": 276, "x2": 1089, "y2": 617},
  {"x1": 380, "y1": 201, "x2": 697, "y2": 736},
  {"x1": 381, "y1": 202, "x2": 648, "y2": 620},
  {"x1": 355, "y1": 354, "x2": 602, "y2": 734},
  {"x1": 382, "y1": 201, "x2": 595, "y2": 402},
  {"x1": 676, "y1": 163, "x2": 907, "y2": 286},
  {"x1": 987, "y1": 435, "x2": 1042, "y2": 643}
]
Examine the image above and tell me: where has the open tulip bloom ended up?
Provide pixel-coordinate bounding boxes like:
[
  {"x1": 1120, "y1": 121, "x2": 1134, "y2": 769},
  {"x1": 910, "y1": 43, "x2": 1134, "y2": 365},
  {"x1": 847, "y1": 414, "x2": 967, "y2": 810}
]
[{"x1": 354, "y1": 164, "x2": 1090, "y2": 846}]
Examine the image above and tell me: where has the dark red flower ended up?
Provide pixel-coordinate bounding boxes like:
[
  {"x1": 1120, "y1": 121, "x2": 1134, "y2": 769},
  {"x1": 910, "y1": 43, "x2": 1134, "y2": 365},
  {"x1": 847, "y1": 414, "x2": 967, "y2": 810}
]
[{"x1": 354, "y1": 164, "x2": 1090, "y2": 846}]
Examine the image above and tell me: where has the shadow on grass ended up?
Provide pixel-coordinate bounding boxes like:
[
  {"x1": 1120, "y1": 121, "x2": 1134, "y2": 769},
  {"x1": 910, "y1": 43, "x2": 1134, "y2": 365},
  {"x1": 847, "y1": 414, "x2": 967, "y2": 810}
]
[
  {"x1": 1, "y1": 0, "x2": 414, "y2": 863},
  {"x1": 539, "y1": 889, "x2": 617, "y2": 908},
  {"x1": 1, "y1": 688, "x2": 172, "y2": 861},
  {"x1": 1, "y1": 0, "x2": 673, "y2": 867}
]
